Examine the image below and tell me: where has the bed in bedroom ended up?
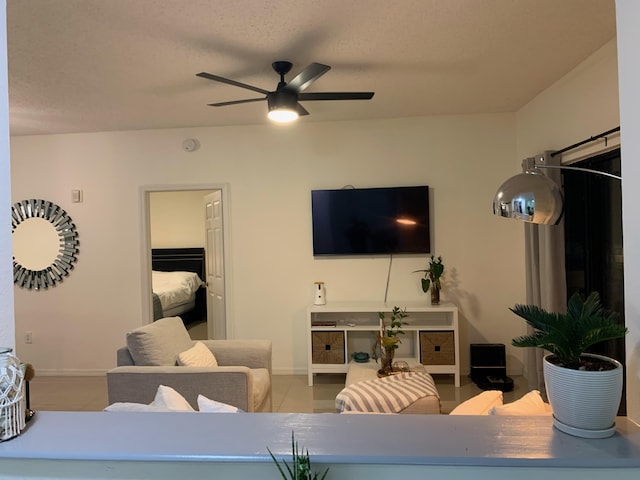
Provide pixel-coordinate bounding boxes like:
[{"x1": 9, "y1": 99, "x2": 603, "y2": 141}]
[{"x1": 151, "y1": 248, "x2": 206, "y2": 325}]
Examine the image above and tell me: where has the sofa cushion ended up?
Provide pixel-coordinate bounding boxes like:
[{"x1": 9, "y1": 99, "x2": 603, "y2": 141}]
[
  {"x1": 177, "y1": 341, "x2": 218, "y2": 367},
  {"x1": 251, "y1": 368, "x2": 271, "y2": 410},
  {"x1": 126, "y1": 317, "x2": 194, "y2": 366},
  {"x1": 449, "y1": 390, "x2": 503, "y2": 415},
  {"x1": 489, "y1": 390, "x2": 552, "y2": 416}
]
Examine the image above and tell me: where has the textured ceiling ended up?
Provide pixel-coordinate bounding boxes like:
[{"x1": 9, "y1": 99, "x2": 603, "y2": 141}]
[{"x1": 7, "y1": 0, "x2": 616, "y2": 136}]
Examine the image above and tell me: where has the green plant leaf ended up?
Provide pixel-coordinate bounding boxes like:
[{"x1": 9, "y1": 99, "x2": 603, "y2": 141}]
[
  {"x1": 510, "y1": 292, "x2": 627, "y2": 367},
  {"x1": 268, "y1": 432, "x2": 330, "y2": 480}
]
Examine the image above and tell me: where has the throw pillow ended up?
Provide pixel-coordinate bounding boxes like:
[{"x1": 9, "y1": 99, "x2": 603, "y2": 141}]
[
  {"x1": 177, "y1": 341, "x2": 218, "y2": 367},
  {"x1": 449, "y1": 390, "x2": 504, "y2": 415},
  {"x1": 489, "y1": 390, "x2": 552, "y2": 416},
  {"x1": 151, "y1": 385, "x2": 195, "y2": 412},
  {"x1": 104, "y1": 402, "x2": 174, "y2": 412},
  {"x1": 126, "y1": 317, "x2": 194, "y2": 366},
  {"x1": 197, "y1": 395, "x2": 240, "y2": 413}
]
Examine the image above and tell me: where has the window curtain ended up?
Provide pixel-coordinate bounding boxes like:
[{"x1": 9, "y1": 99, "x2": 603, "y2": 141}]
[{"x1": 523, "y1": 151, "x2": 567, "y2": 396}]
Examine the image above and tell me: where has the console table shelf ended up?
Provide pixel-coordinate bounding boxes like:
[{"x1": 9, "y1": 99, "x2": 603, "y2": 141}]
[{"x1": 307, "y1": 301, "x2": 460, "y2": 386}]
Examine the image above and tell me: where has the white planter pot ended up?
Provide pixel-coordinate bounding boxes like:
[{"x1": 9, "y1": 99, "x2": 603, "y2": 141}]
[{"x1": 543, "y1": 353, "x2": 623, "y2": 438}]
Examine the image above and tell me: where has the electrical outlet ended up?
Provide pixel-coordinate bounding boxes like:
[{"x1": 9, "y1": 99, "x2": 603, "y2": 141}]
[{"x1": 24, "y1": 331, "x2": 33, "y2": 344}]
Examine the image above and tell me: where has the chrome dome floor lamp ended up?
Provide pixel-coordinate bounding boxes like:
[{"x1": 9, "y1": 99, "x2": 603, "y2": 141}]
[{"x1": 493, "y1": 127, "x2": 621, "y2": 225}]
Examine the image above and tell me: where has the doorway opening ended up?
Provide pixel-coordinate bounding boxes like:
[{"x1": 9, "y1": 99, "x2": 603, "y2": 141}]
[{"x1": 141, "y1": 184, "x2": 230, "y2": 340}]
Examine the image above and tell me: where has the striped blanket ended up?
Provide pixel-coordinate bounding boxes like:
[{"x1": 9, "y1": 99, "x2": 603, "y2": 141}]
[{"x1": 335, "y1": 371, "x2": 439, "y2": 413}]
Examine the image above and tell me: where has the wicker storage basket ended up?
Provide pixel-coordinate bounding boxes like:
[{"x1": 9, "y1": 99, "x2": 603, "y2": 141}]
[
  {"x1": 312, "y1": 331, "x2": 345, "y2": 364},
  {"x1": 0, "y1": 348, "x2": 25, "y2": 441},
  {"x1": 420, "y1": 331, "x2": 455, "y2": 365}
]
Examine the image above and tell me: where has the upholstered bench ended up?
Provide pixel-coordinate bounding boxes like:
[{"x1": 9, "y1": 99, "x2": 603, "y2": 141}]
[{"x1": 337, "y1": 361, "x2": 441, "y2": 414}]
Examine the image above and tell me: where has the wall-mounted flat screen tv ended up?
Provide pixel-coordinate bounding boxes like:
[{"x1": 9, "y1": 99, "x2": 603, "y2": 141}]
[{"x1": 311, "y1": 186, "x2": 430, "y2": 256}]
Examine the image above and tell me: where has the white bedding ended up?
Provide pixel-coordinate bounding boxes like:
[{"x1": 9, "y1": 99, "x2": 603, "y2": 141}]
[{"x1": 152, "y1": 270, "x2": 204, "y2": 312}]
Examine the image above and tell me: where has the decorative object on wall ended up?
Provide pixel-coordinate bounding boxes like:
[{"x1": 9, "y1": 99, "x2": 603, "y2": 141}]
[
  {"x1": 11, "y1": 199, "x2": 79, "y2": 290},
  {"x1": 493, "y1": 127, "x2": 621, "y2": 225},
  {"x1": 374, "y1": 306, "x2": 408, "y2": 376},
  {"x1": 414, "y1": 255, "x2": 444, "y2": 305},
  {"x1": 0, "y1": 347, "x2": 25, "y2": 441},
  {"x1": 510, "y1": 291, "x2": 628, "y2": 438},
  {"x1": 313, "y1": 281, "x2": 326, "y2": 306},
  {"x1": 197, "y1": 61, "x2": 374, "y2": 123}
]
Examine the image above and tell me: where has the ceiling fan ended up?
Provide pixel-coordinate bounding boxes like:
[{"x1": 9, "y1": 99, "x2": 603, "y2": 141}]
[{"x1": 196, "y1": 61, "x2": 375, "y2": 123}]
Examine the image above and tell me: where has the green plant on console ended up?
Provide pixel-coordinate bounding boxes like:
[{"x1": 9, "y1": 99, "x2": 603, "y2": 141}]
[
  {"x1": 510, "y1": 291, "x2": 627, "y2": 370},
  {"x1": 268, "y1": 432, "x2": 329, "y2": 480},
  {"x1": 414, "y1": 255, "x2": 444, "y2": 293},
  {"x1": 373, "y1": 306, "x2": 409, "y2": 374},
  {"x1": 376, "y1": 306, "x2": 409, "y2": 353}
]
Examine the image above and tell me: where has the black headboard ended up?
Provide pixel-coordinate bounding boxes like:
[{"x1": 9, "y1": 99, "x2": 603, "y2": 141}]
[{"x1": 151, "y1": 248, "x2": 206, "y2": 281}]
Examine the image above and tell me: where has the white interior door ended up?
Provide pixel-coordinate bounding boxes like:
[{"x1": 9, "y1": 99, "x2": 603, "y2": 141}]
[{"x1": 204, "y1": 191, "x2": 226, "y2": 339}]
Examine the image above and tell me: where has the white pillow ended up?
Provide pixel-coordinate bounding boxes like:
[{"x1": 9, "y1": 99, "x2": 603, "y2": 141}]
[
  {"x1": 151, "y1": 385, "x2": 195, "y2": 411},
  {"x1": 489, "y1": 390, "x2": 552, "y2": 416},
  {"x1": 104, "y1": 402, "x2": 174, "y2": 412},
  {"x1": 105, "y1": 387, "x2": 239, "y2": 413},
  {"x1": 449, "y1": 390, "x2": 504, "y2": 415},
  {"x1": 197, "y1": 395, "x2": 240, "y2": 413},
  {"x1": 177, "y1": 341, "x2": 218, "y2": 367}
]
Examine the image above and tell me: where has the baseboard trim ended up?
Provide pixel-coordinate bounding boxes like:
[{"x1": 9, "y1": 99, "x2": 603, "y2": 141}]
[{"x1": 35, "y1": 369, "x2": 109, "y2": 377}]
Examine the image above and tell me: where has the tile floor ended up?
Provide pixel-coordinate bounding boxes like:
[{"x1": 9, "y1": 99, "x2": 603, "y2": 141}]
[{"x1": 28, "y1": 372, "x2": 528, "y2": 413}]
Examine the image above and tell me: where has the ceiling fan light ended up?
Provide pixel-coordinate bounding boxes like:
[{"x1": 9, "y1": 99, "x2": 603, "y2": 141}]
[
  {"x1": 267, "y1": 108, "x2": 299, "y2": 123},
  {"x1": 267, "y1": 90, "x2": 299, "y2": 123}
]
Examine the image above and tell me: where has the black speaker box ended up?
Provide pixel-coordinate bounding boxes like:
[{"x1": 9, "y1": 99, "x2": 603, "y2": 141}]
[{"x1": 469, "y1": 343, "x2": 513, "y2": 392}]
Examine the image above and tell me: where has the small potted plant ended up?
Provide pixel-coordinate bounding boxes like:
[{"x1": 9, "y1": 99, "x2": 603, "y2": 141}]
[
  {"x1": 510, "y1": 291, "x2": 627, "y2": 438},
  {"x1": 268, "y1": 432, "x2": 329, "y2": 480},
  {"x1": 414, "y1": 255, "x2": 444, "y2": 305},
  {"x1": 373, "y1": 306, "x2": 408, "y2": 375}
]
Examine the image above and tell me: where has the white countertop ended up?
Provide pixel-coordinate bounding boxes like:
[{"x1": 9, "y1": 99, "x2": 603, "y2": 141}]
[{"x1": 1, "y1": 412, "x2": 640, "y2": 467}]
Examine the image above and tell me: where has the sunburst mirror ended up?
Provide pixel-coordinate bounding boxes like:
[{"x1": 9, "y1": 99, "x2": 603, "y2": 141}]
[{"x1": 11, "y1": 199, "x2": 79, "y2": 290}]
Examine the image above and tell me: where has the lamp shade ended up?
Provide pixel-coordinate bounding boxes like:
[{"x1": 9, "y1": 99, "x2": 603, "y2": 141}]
[{"x1": 492, "y1": 171, "x2": 563, "y2": 225}]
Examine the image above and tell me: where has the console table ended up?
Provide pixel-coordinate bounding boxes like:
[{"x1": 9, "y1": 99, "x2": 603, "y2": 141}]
[{"x1": 307, "y1": 301, "x2": 459, "y2": 386}]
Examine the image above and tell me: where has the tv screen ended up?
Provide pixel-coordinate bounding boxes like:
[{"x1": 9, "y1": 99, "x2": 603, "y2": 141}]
[{"x1": 311, "y1": 186, "x2": 430, "y2": 256}]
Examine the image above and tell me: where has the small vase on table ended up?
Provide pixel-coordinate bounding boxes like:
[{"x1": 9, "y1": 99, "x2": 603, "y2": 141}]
[
  {"x1": 431, "y1": 283, "x2": 440, "y2": 305},
  {"x1": 379, "y1": 347, "x2": 395, "y2": 376}
]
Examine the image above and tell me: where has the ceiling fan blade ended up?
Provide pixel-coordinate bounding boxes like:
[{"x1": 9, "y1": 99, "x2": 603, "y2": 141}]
[
  {"x1": 208, "y1": 97, "x2": 266, "y2": 107},
  {"x1": 196, "y1": 72, "x2": 271, "y2": 95},
  {"x1": 286, "y1": 63, "x2": 331, "y2": 92},
  {"x1": 298, "y1": 92, "x2": 375, "y2": 101},
  {"x1": 297, "y1": 103, "x2": 309, "y2": 116}
]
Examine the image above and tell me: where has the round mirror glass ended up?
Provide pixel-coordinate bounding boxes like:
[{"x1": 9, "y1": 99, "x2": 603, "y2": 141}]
[{"x1": 12, "y1": 217, "x2": 60, "y2": 270}]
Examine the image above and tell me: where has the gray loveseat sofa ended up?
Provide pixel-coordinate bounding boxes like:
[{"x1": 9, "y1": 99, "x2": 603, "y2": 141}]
[{"x1": 107, "y1": 317, "x2": 272, "y2": 412}]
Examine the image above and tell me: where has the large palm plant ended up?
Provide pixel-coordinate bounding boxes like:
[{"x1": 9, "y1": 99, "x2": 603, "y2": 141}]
[{"x1": 510, "y1": 292, "x2": 627, "y2": 370}]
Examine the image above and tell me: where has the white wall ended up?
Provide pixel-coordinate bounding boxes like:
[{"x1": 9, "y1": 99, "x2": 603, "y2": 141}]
[
  {"x1": 0, "y1": 0, "x2": 13, "y2": 350},
  {"x1": 516, "y1": 39, "x2": 620, "y2": 161},
  {"x1": 616, "y1": 0, "x2": 640, "y2": 424},
  {"x1": 149, "y1": 189, "x2": 211, "y2": 248},
  {"x1": 9, "y1": 114, "x2": 524, "y2": 375}
]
